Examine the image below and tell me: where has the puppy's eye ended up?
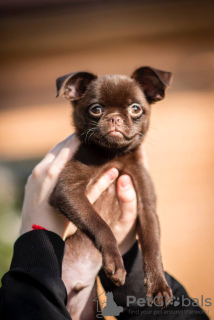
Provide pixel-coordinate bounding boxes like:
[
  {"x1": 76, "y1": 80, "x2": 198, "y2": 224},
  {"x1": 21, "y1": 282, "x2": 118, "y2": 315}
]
[
  {"x1": 129, "y1": 103, "x2": 143, "y2": 117},
  {"x1": 89, "y1": 104, "x2": 103, "y2": 117}
]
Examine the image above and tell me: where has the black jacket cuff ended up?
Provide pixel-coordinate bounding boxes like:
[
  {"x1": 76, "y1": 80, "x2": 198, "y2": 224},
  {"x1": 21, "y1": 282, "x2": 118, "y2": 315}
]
[{"x1": 10, "y1": 230, "x2": 65, "y2": 277}]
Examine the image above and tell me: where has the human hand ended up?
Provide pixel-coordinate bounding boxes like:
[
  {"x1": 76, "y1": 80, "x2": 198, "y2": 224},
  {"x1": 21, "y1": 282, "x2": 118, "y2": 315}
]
[
  {"x1": 21, "y1": 135, "x2": 144, "y2": 250},
  {"x1": 21, "y1": 134, "x2": 123, "y2": 240},
  {"x1": 21, "y1": 134, "x2": 80, "y2": 240},
  {"x1": 86, "y1": 174, "x2": 138, "y2": 255}
]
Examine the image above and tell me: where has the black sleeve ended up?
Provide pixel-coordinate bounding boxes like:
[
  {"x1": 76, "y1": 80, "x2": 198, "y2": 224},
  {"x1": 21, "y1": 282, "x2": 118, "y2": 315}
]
[
  {"x1": 0, "y1": 232, "x2": 210, "y2": 320},
  {"x1": 0, "y1": 230, "x2": 71, "y2": 320}
]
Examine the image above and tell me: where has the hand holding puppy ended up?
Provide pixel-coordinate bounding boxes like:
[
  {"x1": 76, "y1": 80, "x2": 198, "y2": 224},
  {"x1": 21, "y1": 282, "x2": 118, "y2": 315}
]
[{"x1": 21, "y1": 134, "x2": 138, "y2": 254}]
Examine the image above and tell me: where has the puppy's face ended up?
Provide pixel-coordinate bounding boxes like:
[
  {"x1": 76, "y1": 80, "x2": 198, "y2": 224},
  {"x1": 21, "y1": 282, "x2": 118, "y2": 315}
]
[
  {"x1": 56, "y1": 67, "x2": 172, "y2": 151},
  {"x1": 74, "y1": 76, "x2": 149, "y2": 149}
]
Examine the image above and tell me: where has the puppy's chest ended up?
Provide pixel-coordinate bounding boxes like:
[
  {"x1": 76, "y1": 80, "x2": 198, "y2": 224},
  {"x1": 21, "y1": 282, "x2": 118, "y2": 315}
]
[
  {"x1": 74, "y1": 147, "x2": 141, "y2": 225},
  {"x1": 85, "y1": 160, "x2": 138, "y2": 226}
]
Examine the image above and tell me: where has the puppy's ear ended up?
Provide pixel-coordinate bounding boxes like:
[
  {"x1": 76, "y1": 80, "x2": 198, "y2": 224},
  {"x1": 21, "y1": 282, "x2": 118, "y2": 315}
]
[
  {"x1": 131, "y1": 67, "x2": 172, "y2": 103},
  {"x1": 56, "y1": 72, "x2": 97, "y2": 100}
]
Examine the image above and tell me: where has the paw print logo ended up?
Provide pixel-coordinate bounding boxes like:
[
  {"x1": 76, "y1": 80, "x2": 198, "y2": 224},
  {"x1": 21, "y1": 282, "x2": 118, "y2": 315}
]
[{"x1": 170, "y1": 296, "x2": 180, "y2": 307}]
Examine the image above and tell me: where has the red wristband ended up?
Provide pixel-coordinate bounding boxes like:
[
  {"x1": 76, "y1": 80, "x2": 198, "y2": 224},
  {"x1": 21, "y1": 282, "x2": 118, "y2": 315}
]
[{"x1": 32, "y1": 224, "x2": 47, "y2": 231}]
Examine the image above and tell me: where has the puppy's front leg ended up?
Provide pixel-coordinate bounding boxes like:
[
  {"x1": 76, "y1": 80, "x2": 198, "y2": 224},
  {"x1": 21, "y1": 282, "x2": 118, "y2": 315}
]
[
  {"x1": 135, "y1": 166, "x2": 172, "y2": 307},
  {"x1": 49, "y1": 173, "x2": 126, "y2": 286}
]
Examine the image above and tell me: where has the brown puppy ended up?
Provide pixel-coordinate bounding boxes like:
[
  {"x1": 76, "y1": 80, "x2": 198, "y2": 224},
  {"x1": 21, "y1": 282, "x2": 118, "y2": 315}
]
[{"x1": 49, "y1": 67, "x2": 173, "y2": 309}]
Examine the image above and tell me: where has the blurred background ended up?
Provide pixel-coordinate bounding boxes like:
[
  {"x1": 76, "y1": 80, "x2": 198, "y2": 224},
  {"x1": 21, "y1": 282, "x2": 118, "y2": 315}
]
[{"x1": 0, "y1": 0, "x2": 214, "y2": 317}]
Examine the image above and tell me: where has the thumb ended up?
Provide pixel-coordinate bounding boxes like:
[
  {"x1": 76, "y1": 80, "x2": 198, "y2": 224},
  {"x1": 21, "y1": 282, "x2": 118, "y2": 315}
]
[{"x1": 117, "y1": 175, "x2": 137, "y2": 222}]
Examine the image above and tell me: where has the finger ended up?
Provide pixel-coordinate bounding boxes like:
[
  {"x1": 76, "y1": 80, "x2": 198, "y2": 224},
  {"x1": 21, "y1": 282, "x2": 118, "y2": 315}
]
[
  {"x1": 48, "y1": 134, "x2": 75, "y2": 155},
  {"x1": 87, "y1": 168, "x2": 119, "y2": 204},
  {"x1": 39, "y1": 134, "x2": 74, "y2": 168},
  {"x1": 117, "y1": 175, "x2": 137, "y2": 222},
  {"x1": 47, "y1": 134, "x2": 80, "y2": 180}
]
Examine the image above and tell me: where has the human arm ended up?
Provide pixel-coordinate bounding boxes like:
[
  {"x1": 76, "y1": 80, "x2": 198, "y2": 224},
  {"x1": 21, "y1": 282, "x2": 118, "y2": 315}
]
[{"x1": 0, "y1": 134, "x2": 138, "y2": 319}]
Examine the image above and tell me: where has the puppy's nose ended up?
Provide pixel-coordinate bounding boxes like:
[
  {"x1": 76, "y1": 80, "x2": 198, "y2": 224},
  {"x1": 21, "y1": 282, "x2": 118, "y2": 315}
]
[{"x1": 107, "y1": 116, "x2": 123, "y2": 125}]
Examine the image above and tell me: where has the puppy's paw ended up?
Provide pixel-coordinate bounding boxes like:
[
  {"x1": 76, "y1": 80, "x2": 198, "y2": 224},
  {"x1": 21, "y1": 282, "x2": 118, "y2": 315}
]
[
  {"x1": 103, "y1": 251, "x2": 126, "y2": 286},
  {"x1": 144, "y1": 275, "x2": 173, "y2": 308}
]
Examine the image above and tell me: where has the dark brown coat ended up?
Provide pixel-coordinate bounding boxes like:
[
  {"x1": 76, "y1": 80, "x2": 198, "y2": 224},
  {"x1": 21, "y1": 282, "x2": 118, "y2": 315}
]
[{"x1": 49, "y1": 67, "x2": 173, "y2": 313}]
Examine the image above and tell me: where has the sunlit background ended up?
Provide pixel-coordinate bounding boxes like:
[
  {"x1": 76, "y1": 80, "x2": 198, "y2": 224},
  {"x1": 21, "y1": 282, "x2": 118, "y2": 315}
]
[{"x1": 0, "y1": 0, "x2": 214, "y2": 317}]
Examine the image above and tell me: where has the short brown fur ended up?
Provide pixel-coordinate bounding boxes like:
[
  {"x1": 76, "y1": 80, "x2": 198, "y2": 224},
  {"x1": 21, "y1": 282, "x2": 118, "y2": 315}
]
[{"x1": 50, "y1": 67, "x2": 173, "y2": 310}]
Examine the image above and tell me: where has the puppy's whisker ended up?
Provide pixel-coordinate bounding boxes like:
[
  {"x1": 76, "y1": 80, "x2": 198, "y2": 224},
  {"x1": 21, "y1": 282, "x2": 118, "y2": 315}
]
[
  {"x1": 84, "y1": 126, "x2": 98, "y2": 144},
  {"x1": 78, "y1": 128, "x2": 91, "y2": 138},
  {"x1": 78, "y1": 125, "x2": 98, "y2": 142},
  {"x1": 144, "y1": 135, "x2": 156, "y2": 147},
  {"x1": 88, "y1": 131, "x2": 96, "y2": 142},
  {"x1": 84, "y1": 121, "x2": 98, "y2": 126},
  {"x1": 88, "y1": 127, "x2": 99, "y2": 139},
  {"x1": 149, "y1": 125, "x2": 162, "y2": 134}
]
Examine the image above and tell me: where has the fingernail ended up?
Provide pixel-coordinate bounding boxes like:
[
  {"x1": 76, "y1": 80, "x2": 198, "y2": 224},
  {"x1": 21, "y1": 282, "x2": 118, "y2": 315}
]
[
  {"x1": 106, "y1": 168, "x2": 118, "y2": 181},
  {"x1": 120, "y1": 175, "x2": 131, "y2": 188}
]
